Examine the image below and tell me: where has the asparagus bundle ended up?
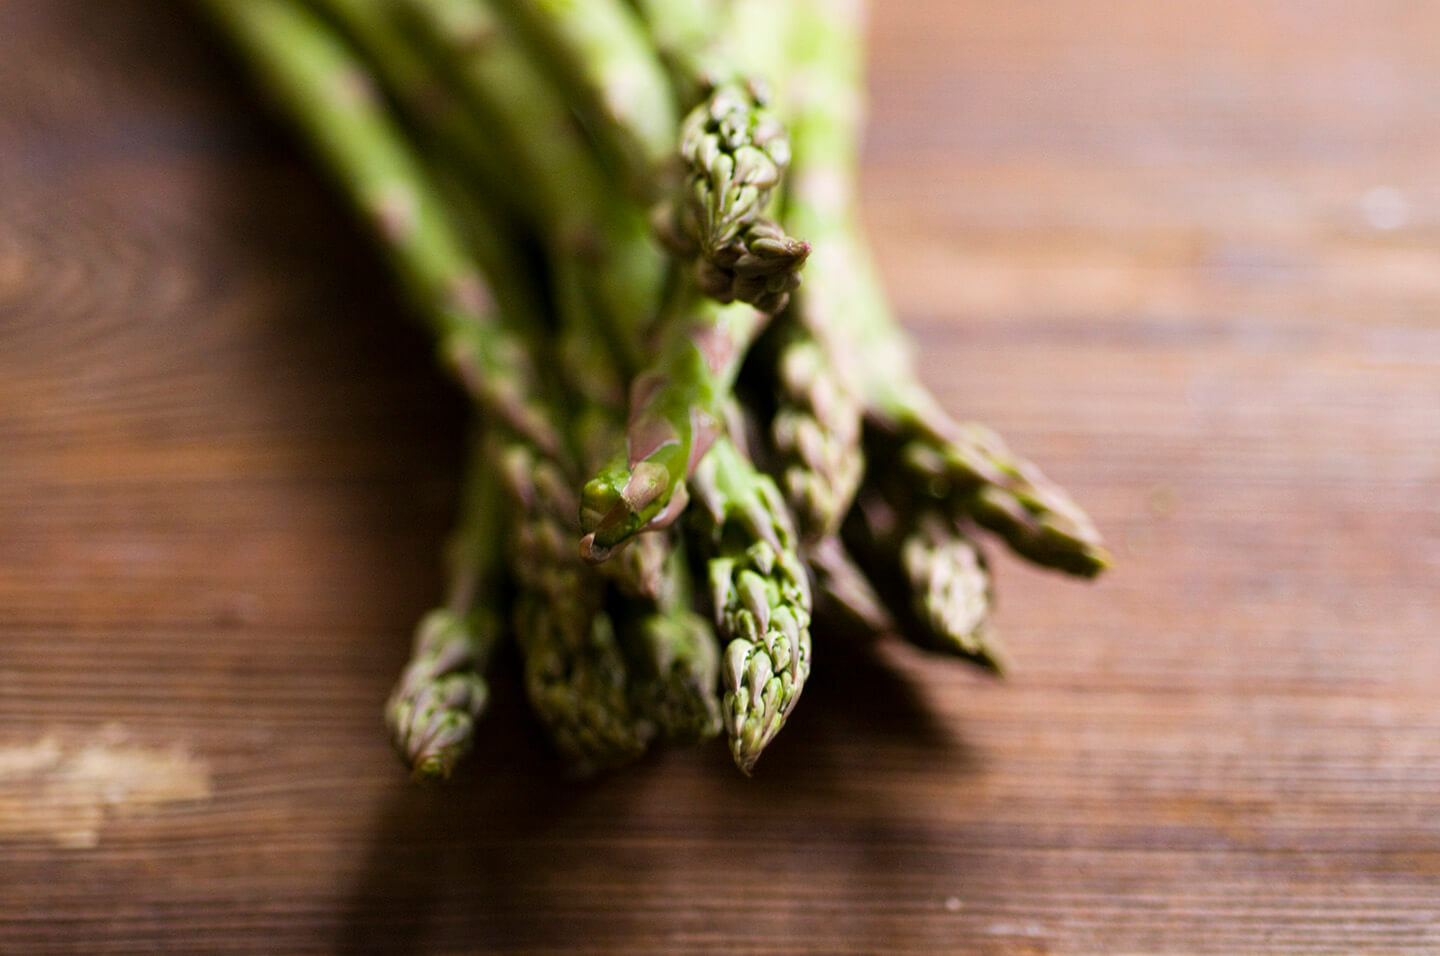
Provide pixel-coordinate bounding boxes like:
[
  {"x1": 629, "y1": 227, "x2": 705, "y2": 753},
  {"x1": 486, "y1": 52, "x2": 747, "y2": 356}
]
[{"x1": 197, "y1": 0, "x2": 1108, "y2": 779}]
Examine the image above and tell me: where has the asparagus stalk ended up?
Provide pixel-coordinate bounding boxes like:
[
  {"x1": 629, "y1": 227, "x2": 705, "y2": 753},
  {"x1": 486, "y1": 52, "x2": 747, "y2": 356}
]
[
  {"x1": 389, "y1": 0, "x2": 714, "y2": 709},
  {"x1": 551, "y1": 244, "x2": 723, "y2": 749},
  {"x1": 519, "y1": 0, "x2": 813, "y2": 562},
  {"x1": 781, "y1": 0, "x2": 1109, "y2": 577},
  {"x1": 690, "y1": 434, "x2": 812, "y2": 774},
  {"x1": 622, "y1": 0, "x2": 860, "y2": 539},
  {"x1": 304, "y1": 0, "x2": 518, "y2": 222},
  {"x1": 621, "y1": 0, "x2": 720, "y2": 107},
  {"x1": 385, "y1": 433, "x2": 504, "y2": 779},
  {"x1": 197, "y1": 0, "x2": 588, "y2": 777},
  {"x1": 450, "y1": 18, "x2": 727, "y2": 743},
  {"x1": 395, "y1": 0, "x2": 668, "y2": 374},
  {"x1": 485, "y1": 0, "x2": 678, "y2": 193},
  {"x1": 382, "y1": 0, "x2": 740, "y2": 587},
  {"x1": 629, "y1": 0, "x2": 864, "y2": 541},
  {"x1": 578, "y1": 391, "x2": 720, "y2": 742}
]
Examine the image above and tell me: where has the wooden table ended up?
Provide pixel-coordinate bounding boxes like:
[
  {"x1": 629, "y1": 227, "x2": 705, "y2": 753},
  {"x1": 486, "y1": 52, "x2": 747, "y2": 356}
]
[{"x1": 3, "y1": 2, "x2": 1438, "y2": 952}]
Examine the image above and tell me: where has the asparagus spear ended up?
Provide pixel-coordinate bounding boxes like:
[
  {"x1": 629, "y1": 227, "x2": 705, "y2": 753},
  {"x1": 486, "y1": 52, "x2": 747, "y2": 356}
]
[
  {"x1": 572, "y1": 401, "x2": 679, "y2": 603},
  {"x1": 373, "y1": 0, "x2": 741, "y2": 589},
  {"x1": 488, "y1": 0, "x2": 807, "y2": 314},
  {"x1": 891, "y1": 419, "x2": 1108, "y2": 578},
  {"x1": 387, "y1": 608, "x2": 495, "y2": 778},
  {"x1": 196, "y1": 0, "x2": 523, "y2": 779},
  {"x1": 372, "y1": 0, "x2": 698, "y2": 604},
  {"x1": 690, "y1": 434, "x2": 812, "y2": 774},
  {"x1": 522, "y1": 0, "x2": 813, "y2": 561},
  {"x1": 388, "y1": 0, "x2": 716, "y2": 725},
  {"x1": 385, "y1": 434, "x2": 504, "y2": 779},
  {"x1": 303, "y1": 0, "x2": 520, "y2": 223},
  {"x1": 503, "y1": 444, "x2": 654, "y2": 774},
  {"x1": 780, "y1": 0, "x2": 1109, "y2": 577},
  {"x1": 580, "y1": 414, "x2": 720, "y2": 743},
  {"x1": 901, "y1": 517, "x2": 999, "y2": 668},
  {"x1": 621, "y1": 0, "x2": 864, "y2": 539},
  {"x1": 843, "y1": 488, "x2": 1005, "y2": 672},
  {"x1": 557, "y1": 276, "x2": 724, "y2": 746},
  {"x1": 806, "y1": 534, "x2": 890, "y2": 635}
]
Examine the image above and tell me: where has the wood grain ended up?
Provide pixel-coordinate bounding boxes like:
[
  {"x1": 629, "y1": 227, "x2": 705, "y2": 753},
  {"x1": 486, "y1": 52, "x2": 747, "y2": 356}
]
[{"x1": 2, "y1": 1, "x2": 1438, "y2": 952}]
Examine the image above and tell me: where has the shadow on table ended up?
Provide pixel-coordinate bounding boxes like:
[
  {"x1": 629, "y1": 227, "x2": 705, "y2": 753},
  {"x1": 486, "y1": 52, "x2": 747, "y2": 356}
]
[{"x1": 333, "y1": 634, "x2": 985, "y2": 955}]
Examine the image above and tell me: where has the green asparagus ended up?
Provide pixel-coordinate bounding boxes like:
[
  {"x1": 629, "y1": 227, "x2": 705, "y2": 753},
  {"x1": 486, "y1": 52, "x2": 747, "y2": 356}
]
[{"x1": 200, "y1": 0, "x2": 1110, "y2": 784}]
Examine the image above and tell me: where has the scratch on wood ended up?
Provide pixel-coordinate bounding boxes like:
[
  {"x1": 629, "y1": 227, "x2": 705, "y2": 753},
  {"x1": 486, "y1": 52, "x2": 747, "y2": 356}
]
[{"x1": 0, "y1": 725, "x2": 212, "y2": 849}]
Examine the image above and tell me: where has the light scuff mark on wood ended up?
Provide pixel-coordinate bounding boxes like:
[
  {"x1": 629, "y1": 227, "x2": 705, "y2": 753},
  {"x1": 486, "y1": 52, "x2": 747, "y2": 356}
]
[{"x1": 0, "y1": 725, "x2": 212, "y2": 849}]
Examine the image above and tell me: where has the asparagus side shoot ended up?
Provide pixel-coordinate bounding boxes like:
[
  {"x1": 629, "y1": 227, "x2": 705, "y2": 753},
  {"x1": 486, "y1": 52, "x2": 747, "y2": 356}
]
[{"x1": 579, "y1": 296, "x2": 768, "y2": 561}]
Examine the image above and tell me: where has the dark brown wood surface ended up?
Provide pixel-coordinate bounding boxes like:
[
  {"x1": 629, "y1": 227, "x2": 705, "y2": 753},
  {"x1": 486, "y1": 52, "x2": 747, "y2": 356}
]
[{"x1": 3, "y1": 2, "x2": 1438, "y2": 952}]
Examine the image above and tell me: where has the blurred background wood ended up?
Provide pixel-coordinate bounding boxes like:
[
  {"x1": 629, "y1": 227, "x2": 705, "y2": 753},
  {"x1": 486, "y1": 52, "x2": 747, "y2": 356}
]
[{"x1": 2, "y1": 1, "x2": 1438, "y2": 952}]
